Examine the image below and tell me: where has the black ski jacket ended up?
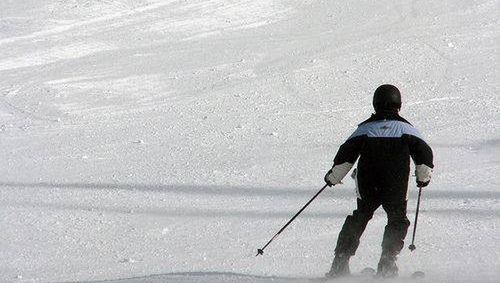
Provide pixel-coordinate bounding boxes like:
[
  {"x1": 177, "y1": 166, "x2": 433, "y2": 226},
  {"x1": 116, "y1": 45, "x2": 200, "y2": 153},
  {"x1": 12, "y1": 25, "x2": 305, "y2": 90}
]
[{"x1": 333, "y1": 111, "x2": 434, "y2": 199}]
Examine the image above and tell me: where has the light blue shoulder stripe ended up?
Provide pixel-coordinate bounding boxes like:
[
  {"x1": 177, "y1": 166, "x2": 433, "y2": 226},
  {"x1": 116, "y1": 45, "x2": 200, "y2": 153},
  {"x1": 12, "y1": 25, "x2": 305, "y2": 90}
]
[{"x1": 348, "y1": 120, "x2": 424, "y2": 140}]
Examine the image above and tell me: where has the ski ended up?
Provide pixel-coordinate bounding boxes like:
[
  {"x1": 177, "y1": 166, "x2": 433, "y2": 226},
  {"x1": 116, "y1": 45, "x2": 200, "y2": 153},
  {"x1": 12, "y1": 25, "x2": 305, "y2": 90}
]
[
  {"x1": 410, "y1": 271, "x2": 426, "y2": 279},
  {"x1": 313, "y1": 268, "x2": 425, "y2": 281}
]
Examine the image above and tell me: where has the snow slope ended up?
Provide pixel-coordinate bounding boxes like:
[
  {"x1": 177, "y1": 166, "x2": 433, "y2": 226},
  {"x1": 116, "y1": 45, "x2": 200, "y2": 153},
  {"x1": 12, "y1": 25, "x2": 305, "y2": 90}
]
[{"x1": 0, "y1": 0, "x2": 498, "y2": 282}]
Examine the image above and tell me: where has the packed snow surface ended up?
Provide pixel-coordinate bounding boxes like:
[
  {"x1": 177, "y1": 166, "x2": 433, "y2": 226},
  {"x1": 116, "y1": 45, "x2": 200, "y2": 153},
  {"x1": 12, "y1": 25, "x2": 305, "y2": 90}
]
[{"x1": 0, "y1": 0, "x2": 498, "y2": 282}]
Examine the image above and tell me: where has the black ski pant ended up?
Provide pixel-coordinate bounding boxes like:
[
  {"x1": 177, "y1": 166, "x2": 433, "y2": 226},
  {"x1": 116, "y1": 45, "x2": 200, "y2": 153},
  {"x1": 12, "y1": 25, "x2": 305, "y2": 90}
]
[{"x1": 334, "y1": 188, "x2": 410, "y2": 257}]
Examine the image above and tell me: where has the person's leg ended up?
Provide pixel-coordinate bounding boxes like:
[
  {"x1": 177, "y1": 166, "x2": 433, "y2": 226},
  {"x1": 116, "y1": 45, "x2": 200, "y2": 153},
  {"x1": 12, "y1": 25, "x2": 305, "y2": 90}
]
[
  {"x1": 381, "y1": 201, "x2": 410, "y2": 255},
  {"x1": 377, "y1": 200, "x2": 410, "y2": 277},
  {"x1": 327, "y1": 196, "x2": 380, "y2": 277},
  {"x1": 335, "y1": 198, "x2": 381, "y2": 256}
]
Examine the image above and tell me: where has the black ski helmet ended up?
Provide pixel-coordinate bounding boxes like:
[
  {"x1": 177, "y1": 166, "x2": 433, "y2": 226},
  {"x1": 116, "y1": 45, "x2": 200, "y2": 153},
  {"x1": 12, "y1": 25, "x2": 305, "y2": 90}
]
[{"x1": 373, "y1": 84, "x2": 401, "y2": 112}]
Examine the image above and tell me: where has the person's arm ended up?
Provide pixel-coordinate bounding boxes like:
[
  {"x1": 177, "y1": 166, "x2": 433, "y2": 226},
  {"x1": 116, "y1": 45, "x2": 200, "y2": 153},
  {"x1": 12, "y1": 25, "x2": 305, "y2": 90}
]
[
  {"x1": 325, "y1": 134, "x2": 364, "y2": 186},
  {"x1": 407, "y1": 132, "x2": 434, "y2": 187}
]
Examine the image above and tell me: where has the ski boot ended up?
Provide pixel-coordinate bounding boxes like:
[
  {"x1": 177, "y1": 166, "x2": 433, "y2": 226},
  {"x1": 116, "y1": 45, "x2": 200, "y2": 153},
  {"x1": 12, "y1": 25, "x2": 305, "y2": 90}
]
[
  {"x1": 325, "y1": 254, "x2": 350, "y2": 278},
  {"x1": 376, "y1": 254, "x2": 398, "y2": 278}
]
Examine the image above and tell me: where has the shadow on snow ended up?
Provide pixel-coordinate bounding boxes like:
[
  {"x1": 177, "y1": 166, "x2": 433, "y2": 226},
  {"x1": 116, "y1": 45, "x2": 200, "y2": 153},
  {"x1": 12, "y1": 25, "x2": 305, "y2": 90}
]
[
  {"x1": 74, "y1": 271, "x2": 305, "y2": 283},
  {"x1": 0, "y1": 182, "x2": 499, "y2": 219},
  {"x1": 1, "y1": 181, "x2": 499, "y2": 200}
]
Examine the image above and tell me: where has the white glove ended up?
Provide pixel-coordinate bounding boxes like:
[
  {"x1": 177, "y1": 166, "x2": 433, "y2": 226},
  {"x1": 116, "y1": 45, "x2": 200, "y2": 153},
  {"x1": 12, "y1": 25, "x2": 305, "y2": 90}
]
[
  {"x1": 325, "y1": 162, "x2": 354, "y2": 186},
  {"x1": 415, "y1": 164, "x2": 433, "y2": 187}
]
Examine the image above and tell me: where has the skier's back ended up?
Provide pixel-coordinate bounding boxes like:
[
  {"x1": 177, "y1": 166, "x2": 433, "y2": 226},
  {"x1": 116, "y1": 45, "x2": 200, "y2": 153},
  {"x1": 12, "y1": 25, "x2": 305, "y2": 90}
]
[{"x1": 324, "y1": 84, "x2": 434, "y2": 278}]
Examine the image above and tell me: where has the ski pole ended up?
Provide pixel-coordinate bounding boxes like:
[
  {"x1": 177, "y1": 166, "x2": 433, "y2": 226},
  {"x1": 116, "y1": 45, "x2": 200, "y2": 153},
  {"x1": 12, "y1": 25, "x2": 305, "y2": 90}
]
[
  {"x1": 256, "y1": 184, "x2": 330, "y2": 256},
  {"x1": 408, "y1": 185, "x2": 423, "y2": 251}
]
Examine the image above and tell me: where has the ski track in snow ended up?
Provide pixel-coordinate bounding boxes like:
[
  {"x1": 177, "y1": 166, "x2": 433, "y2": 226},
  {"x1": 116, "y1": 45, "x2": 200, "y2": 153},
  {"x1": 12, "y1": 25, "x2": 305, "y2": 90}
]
[{"x1": 0, "y1": 0, "x2": 499, "y2": 283}]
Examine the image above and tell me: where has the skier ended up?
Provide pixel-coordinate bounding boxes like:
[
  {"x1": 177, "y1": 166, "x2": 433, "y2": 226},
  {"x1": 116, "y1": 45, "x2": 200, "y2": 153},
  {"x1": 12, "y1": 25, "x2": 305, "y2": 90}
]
[{"x1": 323, "y1": 84, "x2": 434, "y2": 278}]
